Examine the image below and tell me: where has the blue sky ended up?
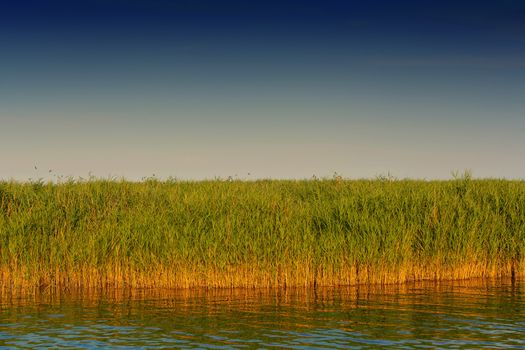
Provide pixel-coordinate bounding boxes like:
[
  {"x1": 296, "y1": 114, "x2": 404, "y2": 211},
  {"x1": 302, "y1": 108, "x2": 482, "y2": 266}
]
[{"x1": 1, "y1": 0, "x2": 524, "y2": 180}]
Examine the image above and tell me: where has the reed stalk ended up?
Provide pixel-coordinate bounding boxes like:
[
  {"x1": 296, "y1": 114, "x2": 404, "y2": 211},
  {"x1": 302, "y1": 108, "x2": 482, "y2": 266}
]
[{"x1": 1, "y1": 178, "x2": 524, "y2": 289}]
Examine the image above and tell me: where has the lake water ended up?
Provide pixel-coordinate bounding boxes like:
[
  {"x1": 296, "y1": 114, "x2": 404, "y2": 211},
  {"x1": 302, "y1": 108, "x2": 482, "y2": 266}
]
[{"x1": 1, "y1": 278, "x2": 524, "y2": 349}]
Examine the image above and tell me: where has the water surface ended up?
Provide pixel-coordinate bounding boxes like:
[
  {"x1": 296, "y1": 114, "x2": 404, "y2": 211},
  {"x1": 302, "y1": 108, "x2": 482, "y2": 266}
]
[{"x1": 1, "y1": 279, "x2": 524, "y2": 348}]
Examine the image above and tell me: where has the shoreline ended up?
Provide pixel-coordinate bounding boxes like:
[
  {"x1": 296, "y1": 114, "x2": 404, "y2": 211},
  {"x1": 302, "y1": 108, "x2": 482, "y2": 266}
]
[{"x1": 0, "y1": 261, "x2": 521, "y2": 290}]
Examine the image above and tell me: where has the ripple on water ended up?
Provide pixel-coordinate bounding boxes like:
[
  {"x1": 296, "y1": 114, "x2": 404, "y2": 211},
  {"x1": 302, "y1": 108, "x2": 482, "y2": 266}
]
[{"x1": 1, "y1": 279, "x2": 525, "y2": 349}]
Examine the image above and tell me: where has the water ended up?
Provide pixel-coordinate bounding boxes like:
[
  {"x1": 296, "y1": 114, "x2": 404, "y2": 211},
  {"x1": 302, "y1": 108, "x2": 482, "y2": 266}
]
[{"x1": 1, "y1": 279, "x2": 524, "y2": 349}]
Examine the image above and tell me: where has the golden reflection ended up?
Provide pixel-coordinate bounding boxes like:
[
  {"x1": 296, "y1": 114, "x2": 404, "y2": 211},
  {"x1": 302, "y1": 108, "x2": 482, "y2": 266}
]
[
  {"x1": 1, "y1": 278, "x2": 524, "y2": 348},
  {"x1": 1, "y1": 277, "x2": 522, "y2": 310}
]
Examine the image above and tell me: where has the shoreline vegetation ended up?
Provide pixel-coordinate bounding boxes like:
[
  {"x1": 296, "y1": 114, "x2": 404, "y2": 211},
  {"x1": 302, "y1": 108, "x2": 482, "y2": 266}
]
[{"x1": 1, "y1": 177, "x2": 524, "y2": 290}]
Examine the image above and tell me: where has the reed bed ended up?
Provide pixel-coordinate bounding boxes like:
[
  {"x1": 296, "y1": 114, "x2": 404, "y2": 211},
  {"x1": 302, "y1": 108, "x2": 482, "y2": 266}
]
[{"x1": 0, "y1": 177, "x2": 524, "y2": 290}]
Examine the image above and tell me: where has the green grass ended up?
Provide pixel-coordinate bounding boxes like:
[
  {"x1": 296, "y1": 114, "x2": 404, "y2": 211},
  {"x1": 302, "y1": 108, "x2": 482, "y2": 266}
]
[{"x1": 1, "y1": 177, "x2": 524, "y2": 289}]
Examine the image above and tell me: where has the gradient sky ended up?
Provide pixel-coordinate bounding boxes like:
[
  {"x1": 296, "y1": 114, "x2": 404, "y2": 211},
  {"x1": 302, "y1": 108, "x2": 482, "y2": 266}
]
[{"x1": 1, "y1": 0, "x2": 524, "y2": 180}]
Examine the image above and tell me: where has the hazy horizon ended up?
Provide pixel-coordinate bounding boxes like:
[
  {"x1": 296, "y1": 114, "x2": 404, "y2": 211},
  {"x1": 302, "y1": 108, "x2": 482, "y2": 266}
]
[{"x1": 2, "y1": 1, "x2": 524, "y2": 181}]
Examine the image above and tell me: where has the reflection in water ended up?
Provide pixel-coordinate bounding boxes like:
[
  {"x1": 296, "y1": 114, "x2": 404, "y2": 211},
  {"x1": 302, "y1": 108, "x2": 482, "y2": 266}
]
[{"x1": 1, "y1": 279, "x2": 524, "y2": 348}]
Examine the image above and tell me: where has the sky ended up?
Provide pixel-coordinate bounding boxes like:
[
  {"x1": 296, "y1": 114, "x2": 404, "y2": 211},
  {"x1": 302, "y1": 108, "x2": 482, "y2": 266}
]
[{"x1": 1, "y1": 0, "x2": 524, "y2": 180}]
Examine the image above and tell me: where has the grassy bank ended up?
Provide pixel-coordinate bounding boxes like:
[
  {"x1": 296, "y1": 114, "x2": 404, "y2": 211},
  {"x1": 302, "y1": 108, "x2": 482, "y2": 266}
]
[{"x1": 1, "y1": 178, "x2": 524, "y2": 289}]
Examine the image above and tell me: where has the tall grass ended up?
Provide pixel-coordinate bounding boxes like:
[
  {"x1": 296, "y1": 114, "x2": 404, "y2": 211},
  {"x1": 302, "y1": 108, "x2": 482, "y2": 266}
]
[{"x1": 0, "y1": 177, "x2": 524, "y2": 289}]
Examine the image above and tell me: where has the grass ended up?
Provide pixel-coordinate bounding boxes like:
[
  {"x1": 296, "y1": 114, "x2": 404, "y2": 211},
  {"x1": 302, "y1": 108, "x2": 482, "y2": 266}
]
[{"x1": 0, "y1": 176, "x2": 524, "y2": 289}]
